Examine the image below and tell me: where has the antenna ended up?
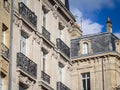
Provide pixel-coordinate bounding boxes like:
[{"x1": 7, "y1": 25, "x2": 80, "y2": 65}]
[{"x1": 80, "y1": 16, "x2": 83, "y2": 30}]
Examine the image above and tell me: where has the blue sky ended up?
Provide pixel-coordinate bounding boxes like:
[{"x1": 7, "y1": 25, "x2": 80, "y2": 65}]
[{"x1": 69, "y1": 0, "x2": 120, "y2": 38}]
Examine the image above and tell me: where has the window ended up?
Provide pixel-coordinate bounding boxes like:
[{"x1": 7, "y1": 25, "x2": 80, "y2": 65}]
[
  {"x1": 20, "y1": 31, "x2": 27, "y2": 54},
  {"x1": 82, "y1": 43, "x2": 88, "y2": 54},
  {"x1": 81, "y1": 72, "x2": 90, "y2": 90},
  {"x1": 3, "y1": 0, "x2": 10, "y2": 12},
  {"x1": 41, "y1": 51, "x2": 46, "y2": 72},
  {"x1": 42, "y1": 9, "x2": 46, "y2": 27},
  {"x1": 0, "y1": 73, "x2": 5, "y2": 90},
  {"x1": 2, "y1": 23, "x2": 8, "y2": 44},
  {"x1": 58, "y1": 22, "x2": 65, "y2": 39},
  {"x1": 58, "y1": 62, "x2": 64, "y2": 81}
]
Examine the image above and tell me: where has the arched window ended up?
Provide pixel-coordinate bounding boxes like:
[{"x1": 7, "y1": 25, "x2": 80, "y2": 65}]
[{"x1": 82, "y1": 43, "x2": 88, "y2": 54}]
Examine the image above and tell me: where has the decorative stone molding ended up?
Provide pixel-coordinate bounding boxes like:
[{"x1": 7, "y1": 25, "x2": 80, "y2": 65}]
[
  {"x1": 79, "y1": 39, "x2": 92, "y2": 54},
  {"x1": 17, "y1": 72, "x2": 34, "y2": 89},
  {"x1": 13, "y1": 15, "x2": 22, "y2": 28},
  {"x1": 59, "y1": 21, "x2": 65, "y2": 30},
  {"x1": 52, "y1": 4, "x2": 59, "y2": 19},
  {"x1": 33, "y1": 33, "x2": 41, "y2": 45},
  {"x1": 41, "y1": 44, "x2": 50, "y2": 54},
  {"x1": 42, "y1": 4, "x2": 50, "y2": 14}
]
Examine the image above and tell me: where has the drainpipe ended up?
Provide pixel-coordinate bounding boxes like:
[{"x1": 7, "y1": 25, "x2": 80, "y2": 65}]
[
  {"x1": 102, "y1": 58, "x2": 105, "y2": 90},
  {"x1": 8, "y1": 0, "x2": 14, "y2": 90}
]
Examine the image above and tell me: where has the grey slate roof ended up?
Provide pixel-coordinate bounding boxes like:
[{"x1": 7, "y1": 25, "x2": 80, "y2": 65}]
[{"x1": 71, "y1": 32, "x2": 120, "y2": 58}]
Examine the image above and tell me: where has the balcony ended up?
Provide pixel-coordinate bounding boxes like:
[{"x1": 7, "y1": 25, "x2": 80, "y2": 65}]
[
  {"x1": 56, "y1": 38, "x2": 70, "y2": 58},
  {"x1": 17, "y1": 52, "x2": 37, "y2": 78},
  {"x1": 42, "y1": 26, "x2": 50, "y2": 41},
  {"x1": 1, "y1": 43, "x2": 9, "y2": 60},
  {"x1": 18, "y1": 2, "x2": 37, "y2": 27},
  {"x1": 41, "y1": 71, "x2": 50, "y2": 84},
  {"x1": 57, "y1": 82, "x2": 71, "y2": 90}
]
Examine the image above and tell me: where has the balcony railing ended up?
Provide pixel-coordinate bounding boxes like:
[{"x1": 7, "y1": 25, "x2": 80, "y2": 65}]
[
  {"x1": 1, "y1": 43, "x2": 9, "y2": 60},
  {"x1": 42, "y1": 26, "x2": 50, "y2": 41},
  {"x1": 56, "y1": 38, "x2": 70, "y2": 58},
  {"x1": 18, "y1": 2, "x2": 37, "y2": 27},
  {"x1": 41, "y1": 71, "x2": 50, "y2": 84},
  {"x1": 57, "y1": 82, "x2": 71, "y2": 90},
  {"x1": 17, "y1": 52, "x2": 37, "y2": 78}
]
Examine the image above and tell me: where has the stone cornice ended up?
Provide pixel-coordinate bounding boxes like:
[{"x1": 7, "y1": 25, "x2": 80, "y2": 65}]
[{"x1": 71, "y1": 52, "x2": 120, "y2": 63}]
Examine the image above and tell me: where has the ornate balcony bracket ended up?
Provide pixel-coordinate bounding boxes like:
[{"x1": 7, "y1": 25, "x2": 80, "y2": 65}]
[{"x1": 17, "y1": 72, "x2": 34, "y2": 89}]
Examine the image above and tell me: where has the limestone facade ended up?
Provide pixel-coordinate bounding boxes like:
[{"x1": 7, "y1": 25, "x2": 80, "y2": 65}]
[
  {"x1": 9, "y1": 0, "x2": 75, "y2": 90},
  {"x1": 0, "y1": 0, "x2": 10, "y2": 90}
]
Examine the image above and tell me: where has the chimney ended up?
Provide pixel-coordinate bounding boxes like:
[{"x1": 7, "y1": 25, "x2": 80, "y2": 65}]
[{"x1": 106, "y1": 17, "x2": 112, "y2": 33}]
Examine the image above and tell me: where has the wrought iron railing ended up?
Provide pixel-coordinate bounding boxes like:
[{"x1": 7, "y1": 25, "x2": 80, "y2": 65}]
[
  {"x1": 18, "y1": 2, "x2": 37, "y2": 27},
  {"x1": 41, "y1": 71, "x2": 50, "y2": 84},
  {"x1": 17, "y1": 52, "x2": 37, "y2": 78},
  {"x1": 56, "y1": 38, "x2": 70, "y2": 58},
  {"x1": 3, "y1": 1, "x2": 10, "y2": 13},
  {"x1": 57, "y1": 82, "x2": 71, "y2": 90},
  {"x1": 1, "y1": 43, "x2": 9, "y2": 60},
  {"x1": 42, "y1": 26, "x2": 50, "y2": 41}
]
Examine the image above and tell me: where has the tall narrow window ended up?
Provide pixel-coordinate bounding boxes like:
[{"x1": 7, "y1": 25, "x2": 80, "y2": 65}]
[
  {"x1": 0, "y1": 73, "x2": 5, "y2": 90},
  {"x1": 20, "y1": 32, "x2": 27, "y2": 55},
  {"x1": 3, "y1": 0, "x2": 10, "y2": 12},
  {"x1": 58, "y1": 62, "x2": 64, "y2": 82},
  {"x1": 41, "y1": 51, "x2": 46, "y2": 72},
  {"x1": 2, "y1": 23, "x2": 8, "y2": 44},
  {"x1": 82, "y1": 43, "x2": 88, "y2": 54},
  {"x1": 42, "y1": 9, "x2": 46, "y2": 27},
  {"x1": 81, "y1": 72, "x2": 90, "y2": 90}
]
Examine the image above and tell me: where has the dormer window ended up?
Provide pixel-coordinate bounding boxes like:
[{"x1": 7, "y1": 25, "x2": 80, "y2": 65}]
[
  {"x1": 82, "y1": 43, "x2": 88, "y2": 54},
  {"x1": 79, "y1": 39, "x2": 92, "y2": 55}
]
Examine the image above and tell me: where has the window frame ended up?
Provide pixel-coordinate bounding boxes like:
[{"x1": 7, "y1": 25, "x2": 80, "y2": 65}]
[{"x1": 81, "y1": 72, "x2": 90, "y2": 90}]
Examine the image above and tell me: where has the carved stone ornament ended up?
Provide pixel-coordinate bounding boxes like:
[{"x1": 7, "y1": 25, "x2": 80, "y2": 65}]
[
  {"x1": 13, "y1": 15, "x2": 22, "y2": 27},
  {"x1": 42, "y1": 5, "x2": 50, "y2": 13},
  {"x1": 59, "y1": 22, "x2": 65, "y2": 30},
  {"x1": 18, "y1": 72, "x2": 34, "y2": 89},
  {"x1": 33, "y1": 34, "x2": 41, "y2": 45}
]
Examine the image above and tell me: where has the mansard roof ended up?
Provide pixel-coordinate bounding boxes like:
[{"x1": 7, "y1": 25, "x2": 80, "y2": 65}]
[{"x1": 71, "y1": 32, "x2": 120, "y2": 58}]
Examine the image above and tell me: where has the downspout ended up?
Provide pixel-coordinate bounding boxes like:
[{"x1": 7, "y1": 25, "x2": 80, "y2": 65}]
[
  {"x1": 102, "y1": 58, "x2": 105, "y2": 90},
  {"x1": 8, "y1": 0, "x2": 14, "y2": 90}
]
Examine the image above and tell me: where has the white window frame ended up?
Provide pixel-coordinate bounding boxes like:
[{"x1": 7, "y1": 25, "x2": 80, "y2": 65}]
[
  {"x1": 82, "y1": 43, "x2": 88, "y2": 54},
  {"x1": 81, "y1": 72, "x2": 90, "y2": 90}
]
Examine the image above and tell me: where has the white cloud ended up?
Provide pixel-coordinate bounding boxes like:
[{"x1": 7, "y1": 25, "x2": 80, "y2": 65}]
[
  {"x1": 69, "y1": 0, "x2": 115, "y2": 12},
  {"x1": 114, "y1": 33, "x2": 120, "y2": 39},
  {"x1": 71, "y1": 8, "x2": 103, "y2": 35}
]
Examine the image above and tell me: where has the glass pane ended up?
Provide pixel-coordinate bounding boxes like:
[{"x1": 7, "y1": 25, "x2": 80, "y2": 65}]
[
  {"x1": 87, "y1": 78, "x2": 90, "y2": 90},
  {"x1": 83, "y1": 79, "x2": 86, "y2": 90}
]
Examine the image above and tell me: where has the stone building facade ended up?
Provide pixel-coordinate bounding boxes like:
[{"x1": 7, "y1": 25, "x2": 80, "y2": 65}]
[
  {"x1": 70, "y1": 18, "x2": 120, "y2": 90},
  {"x1": 0, "y1": 0, "x2": 10, "y2": 90},
  {"x1": 0, "y1": 0, "x2": 120, "y2": 90},
  {"x1": 9, "y1": 0, "x2": 75, "y2": 90}
]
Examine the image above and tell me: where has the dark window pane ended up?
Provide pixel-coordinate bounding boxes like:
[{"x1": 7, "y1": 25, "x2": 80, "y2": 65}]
[{"x1": 87, "y1": 78, "x2": 90, "y2": 90}]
